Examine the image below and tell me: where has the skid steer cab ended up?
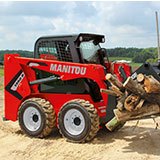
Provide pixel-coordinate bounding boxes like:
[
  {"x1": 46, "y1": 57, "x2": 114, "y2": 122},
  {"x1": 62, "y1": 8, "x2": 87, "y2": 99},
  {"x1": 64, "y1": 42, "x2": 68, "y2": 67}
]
[{"x1": 4, "y1": 33, "x2": 131, "y2": 143}]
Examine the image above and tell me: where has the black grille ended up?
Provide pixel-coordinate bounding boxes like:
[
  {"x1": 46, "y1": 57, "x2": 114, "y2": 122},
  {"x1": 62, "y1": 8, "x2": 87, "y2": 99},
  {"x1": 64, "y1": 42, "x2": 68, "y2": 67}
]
[
  {"x1": 38, "y1": 40, "x2": 72, "y2": 62},
  {"x1": 56, "y1": 41, "x2": 72, "y2": 62}
]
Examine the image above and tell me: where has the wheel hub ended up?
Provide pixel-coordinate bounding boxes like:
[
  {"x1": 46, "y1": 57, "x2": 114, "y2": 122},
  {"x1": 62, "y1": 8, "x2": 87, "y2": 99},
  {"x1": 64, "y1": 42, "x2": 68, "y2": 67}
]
[
  {"x1": 23, "y1": 106, "x2": 41, "y2": 132},
  {"x1": 64, "y1": 109, "x2": 85, "y2": 136},
  {"x1": 74, "y1": 117, "x2": 81, "y2": 126},
  {"x1": 32, "y1": 114, "x2": 39, "y2": 122}
]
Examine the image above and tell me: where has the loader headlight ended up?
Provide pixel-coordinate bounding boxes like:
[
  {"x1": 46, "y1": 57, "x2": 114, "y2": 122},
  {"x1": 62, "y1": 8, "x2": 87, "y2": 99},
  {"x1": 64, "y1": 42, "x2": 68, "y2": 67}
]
[
  {"x1": 79, "y1": 36, "x2": 83, "y2": 42},
  {"x1": 102, "y1": 37, "x2": 105, "y2": 43}
]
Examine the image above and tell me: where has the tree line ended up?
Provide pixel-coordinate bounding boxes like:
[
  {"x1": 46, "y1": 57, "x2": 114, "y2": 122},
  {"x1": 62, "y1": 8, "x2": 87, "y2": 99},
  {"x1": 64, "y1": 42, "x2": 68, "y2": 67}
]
[
  {"x1": 107, "y1": 47, "x2": 158, "y2": 63},
  {"x1": 0, "y1": 50, "x2": 33, "y2": 64},
  {"x1": 0, "y1": 47, "x2": 158, "y2": 64}
]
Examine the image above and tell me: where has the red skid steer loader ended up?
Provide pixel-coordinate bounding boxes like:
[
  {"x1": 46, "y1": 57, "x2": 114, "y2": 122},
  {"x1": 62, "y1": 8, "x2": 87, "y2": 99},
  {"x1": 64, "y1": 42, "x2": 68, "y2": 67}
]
[{"x1": 4, "y1": 33, "x2": 131, "y2": 142}]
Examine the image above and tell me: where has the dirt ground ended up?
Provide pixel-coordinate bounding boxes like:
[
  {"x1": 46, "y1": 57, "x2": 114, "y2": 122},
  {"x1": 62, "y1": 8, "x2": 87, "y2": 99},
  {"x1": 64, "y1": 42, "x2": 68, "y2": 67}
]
[{"x1": 0, "y1": 81, "x2": 160, "y2": 160}]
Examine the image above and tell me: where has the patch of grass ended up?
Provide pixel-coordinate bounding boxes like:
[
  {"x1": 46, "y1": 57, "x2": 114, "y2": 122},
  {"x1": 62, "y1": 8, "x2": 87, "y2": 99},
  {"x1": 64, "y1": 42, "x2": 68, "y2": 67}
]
[
  {"x1": 130, "y1": 62, "x2": 142, "y2": 71},
  {"x1": 0, "y1": 84, "x2": 3, "y2": 90},
  {"x1": 0, "y1": 66, "x2": 4, "y2": 90},
  {"x1": 109, "y1": 57, "x2": 132, "y2": 61},
  {"x1": 130, "y1": 62, "x2": 142, "y2": 67},
  {"x1": 0, "y1": 67, "x2": 4, "y2": 77}
]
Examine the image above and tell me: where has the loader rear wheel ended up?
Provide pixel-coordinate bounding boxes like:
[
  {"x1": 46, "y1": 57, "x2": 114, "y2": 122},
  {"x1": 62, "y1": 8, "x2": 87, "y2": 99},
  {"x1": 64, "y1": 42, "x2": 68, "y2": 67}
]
[
  {"x1": 58, "y1": 99, "x2": 99, "y2": 143},
  {"x1": 18, "y1": 98, "x2": 56, "y2": 138}
]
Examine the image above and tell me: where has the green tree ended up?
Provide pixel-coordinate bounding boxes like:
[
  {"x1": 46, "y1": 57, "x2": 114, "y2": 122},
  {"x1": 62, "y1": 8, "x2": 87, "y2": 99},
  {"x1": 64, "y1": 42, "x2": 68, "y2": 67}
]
[{"x1": 132, "y1": 48, "x2": 156, "y2": 63}]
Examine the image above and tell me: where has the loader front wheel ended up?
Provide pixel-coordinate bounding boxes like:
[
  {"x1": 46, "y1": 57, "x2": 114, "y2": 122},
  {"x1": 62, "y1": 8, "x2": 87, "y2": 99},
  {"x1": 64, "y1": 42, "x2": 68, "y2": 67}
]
[
  {"x1": 58, "y1": 99, "x2": 99, "y2": 143},
  {"x1": 18, "y1": 98, "x2": 56, "y2": 138}
]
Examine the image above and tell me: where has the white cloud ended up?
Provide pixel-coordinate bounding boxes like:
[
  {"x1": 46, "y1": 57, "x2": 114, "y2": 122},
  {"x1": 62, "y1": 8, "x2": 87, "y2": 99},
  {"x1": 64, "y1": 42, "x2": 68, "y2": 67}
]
[{"x1": 0, "y1": 1, "x2": 159, "y2": 50}]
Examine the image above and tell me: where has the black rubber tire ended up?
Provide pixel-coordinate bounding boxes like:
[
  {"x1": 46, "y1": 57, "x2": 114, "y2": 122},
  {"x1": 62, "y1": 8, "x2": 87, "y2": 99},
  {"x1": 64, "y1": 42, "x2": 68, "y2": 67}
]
[
  {"x1": 58, "y1": 99, "x2": 99, "y2": 143},
  {"x1": 18, "y1": 98, "x2": 56, "y2": 138}
]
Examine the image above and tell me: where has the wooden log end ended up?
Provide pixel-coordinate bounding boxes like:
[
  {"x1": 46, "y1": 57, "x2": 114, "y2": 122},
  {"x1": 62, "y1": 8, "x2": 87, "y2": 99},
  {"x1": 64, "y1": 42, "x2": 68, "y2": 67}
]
[
  {"x1": 105, "y1": 117, "x2": 122, "y2": 131},
  {"x1": 105, "y1": 73, "x2": 124, "y2": 90},
  {"x1": 137, "y1": 74, "x2": 145, "y2": 83},
  {"x1": 124, "y1": 94, "x2": 140, "y2": 112},
  {"x1": 105, "y1": 73, "x2": 112, "y2": 80},
  {"x1": 144, "y1": 75, "x2": 160, "y2": 93}
]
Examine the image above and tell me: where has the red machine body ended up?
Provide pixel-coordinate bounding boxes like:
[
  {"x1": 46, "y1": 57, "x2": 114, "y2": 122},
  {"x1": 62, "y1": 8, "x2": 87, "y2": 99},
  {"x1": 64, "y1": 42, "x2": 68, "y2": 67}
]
[
  {"x1": 4, "y1": 54, "x2": 131, "y2": 121},
  {"x1": 4, "y1": 33, "x2": 131, "y2": 142}
]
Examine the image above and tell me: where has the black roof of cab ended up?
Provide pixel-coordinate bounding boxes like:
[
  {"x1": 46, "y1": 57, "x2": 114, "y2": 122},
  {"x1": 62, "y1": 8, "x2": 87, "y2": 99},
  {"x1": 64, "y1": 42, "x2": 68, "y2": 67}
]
[
  {"x1": 34, "y1": 33, "x2": 105, "y2": 46},
  {"x1": 34, "y1": 33, "x2": 105, "y2": 61}
]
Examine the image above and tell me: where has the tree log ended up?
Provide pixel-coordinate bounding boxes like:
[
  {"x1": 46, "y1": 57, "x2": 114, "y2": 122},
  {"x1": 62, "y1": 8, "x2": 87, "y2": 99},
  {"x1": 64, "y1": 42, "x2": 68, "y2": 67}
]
[
  {"x1": 100, "y1": 85, "x2": 125, "y2": 97},
  {"x1": 137, "y1": 73, "x2": 145, "y2": 83},
  {"x1": 117, "y1": 100, "x2": 124, "y2": 111},
  {"x1": 100, "y1": 88, "x2": 117, "y2": 96},
  {"x1": 123, "y1": 77, "x2": 145, "y2": 96},
  {"x1": 105, "y1": 117, "x2": 123, "y2": 131},
  {"x1": 114, "y1": 103, "x2": 160, "y2": 122},
  {"x1": 123, "y1": 77, "x2": 160, "y2": 105},
  {"x1": 124, "y1": 94, "x2": 140, "y2": 112},
  {"x1": 106, "y1": 73, "x2": 124, "y2": 91},
  {"x1": 135, "y1": 99, "x2": 145, "y2": 110},
  {"x1": 144, "y1": 75, "x2": 160, "y2": 93},
  {"x1": 110, "y1": 85, "x2": 124, "y2": 97},
  {"x1": 116, "y1": 95, "x2": 126, "y2": 111}
]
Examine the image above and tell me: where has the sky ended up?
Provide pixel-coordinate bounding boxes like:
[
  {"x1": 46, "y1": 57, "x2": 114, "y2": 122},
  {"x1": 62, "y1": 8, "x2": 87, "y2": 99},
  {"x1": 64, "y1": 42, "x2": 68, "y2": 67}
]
[{"x1": 0, "y1": 1, "x2": 160, "y2": 50}]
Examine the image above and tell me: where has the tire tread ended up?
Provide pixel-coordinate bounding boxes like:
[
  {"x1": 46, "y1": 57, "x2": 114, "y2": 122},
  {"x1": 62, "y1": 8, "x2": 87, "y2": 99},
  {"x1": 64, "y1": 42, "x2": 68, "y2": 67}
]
[
  {"x1": 18, "y1": 98, "x2": 56, "y2": 138},
  {"x1": 58, "y1": 99, "x2": 99, "y2": 143}
]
